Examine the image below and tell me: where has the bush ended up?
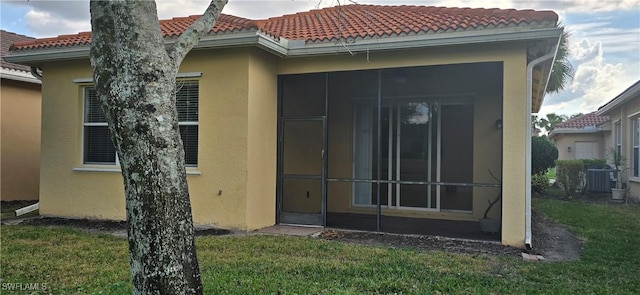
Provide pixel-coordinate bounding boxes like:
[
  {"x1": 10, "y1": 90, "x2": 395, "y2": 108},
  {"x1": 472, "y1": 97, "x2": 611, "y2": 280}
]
[
  {"x1": 583, "y1": 159, "x2": 607, "y2": 169},
  {"x1": 532, "y1": 136, "x2": 558, "y2": 175},
  {"x1": 531, "y1": 173, "x2": 550, "y2": 193},
  {"x1": 555, "y1": 160, "x2": 585, "y2": 197}
]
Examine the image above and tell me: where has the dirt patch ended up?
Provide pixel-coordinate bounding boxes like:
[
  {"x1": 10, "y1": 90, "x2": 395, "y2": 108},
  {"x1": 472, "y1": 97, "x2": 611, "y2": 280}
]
[
  {"x1": 320, "y1": 230, "x2": 523, "y2": 258},
  {"x1": 319, "y1": 208, "x2": 584, "y2": 261},
  {"x1": 529, "y1": 210, "x2": 583, "y2": 261}
]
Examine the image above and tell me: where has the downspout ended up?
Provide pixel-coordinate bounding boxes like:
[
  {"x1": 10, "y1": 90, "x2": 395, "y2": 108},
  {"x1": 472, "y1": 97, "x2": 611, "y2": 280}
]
[
  {"x1": 525, "y1": 37, "x2": 561, "y2": 249},
  {"x1": 30, "y1": 66, "x2": 42, "y2": 80}
]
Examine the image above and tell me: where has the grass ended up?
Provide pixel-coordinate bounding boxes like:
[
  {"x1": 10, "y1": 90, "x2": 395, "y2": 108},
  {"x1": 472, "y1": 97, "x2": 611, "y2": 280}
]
[
  {"x1": 545, "y1": 167, "x2": 556, "y2": 179},
  {"x1": 2, "y1": 200, "x2": 640, "y2": 294}
]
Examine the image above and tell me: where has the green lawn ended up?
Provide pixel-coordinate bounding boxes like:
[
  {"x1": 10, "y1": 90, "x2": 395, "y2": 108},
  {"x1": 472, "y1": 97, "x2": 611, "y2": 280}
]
[
  {"x1": 2, "y1": 199, "x2": 639, "y2": 294},
  {"x1": 545, "y1": 167, "x2": 556, "y2": 179}
]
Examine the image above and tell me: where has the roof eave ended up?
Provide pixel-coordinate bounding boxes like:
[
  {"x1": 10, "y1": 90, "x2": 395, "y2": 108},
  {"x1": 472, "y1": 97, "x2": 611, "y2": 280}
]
[
  {"x1": 5, "y1": 31, "x2": 269, "y2": 65},
  {"x1": 283, "y1": 27, "x2": 562, "y2": 57},
  {"x1": 596, "y1": 80, "x2": 640, "y2": 115},
  {"x1": 0, "y1": 67, "x2": 41, "y2": 84},
  {"x1": 4, "y1": 45, "x2": 89, "y2": 66},
  {"x1": 6, "y1": 26, "x2": 562, "y2": 64},
  {"x1": 548, "y1": 127, "x2": 607, "y2": 138}
]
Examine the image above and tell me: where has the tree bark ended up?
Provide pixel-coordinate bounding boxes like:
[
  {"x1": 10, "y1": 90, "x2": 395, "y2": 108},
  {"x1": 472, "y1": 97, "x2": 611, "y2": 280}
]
[{"x1": 89, "y1": 1, "x2": 226, "y2": 294}]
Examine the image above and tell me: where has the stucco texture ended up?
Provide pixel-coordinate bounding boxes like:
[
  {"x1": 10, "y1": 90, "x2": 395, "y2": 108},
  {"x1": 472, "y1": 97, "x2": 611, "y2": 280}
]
[
  {"x1": 602, "y1": 92, "x2": 640, "y2": 201},
  {"x1": 554, "y1": 133, "x2": 606, "y2": 161},
  {"x1": 1, "y1": 78, "x2": 41, "y2": 201},
  {"x1": 38, "y1": 42, "x2": 530, "y2": 247}
]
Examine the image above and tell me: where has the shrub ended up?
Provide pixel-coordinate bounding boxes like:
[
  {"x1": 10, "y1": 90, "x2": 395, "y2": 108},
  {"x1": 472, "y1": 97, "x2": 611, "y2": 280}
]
[
  {"x1": 532, "y1": 136, "x2": 558, "y2": 175},
  {"x1": 555, "y1": 160, "x2": 585, "y2": 197},
  {"x1": 531, "y1": 173, "x2": 550, "y2": 193},
  {"x1": 583, "y1": 159, "x2": 607, "y2": 169}
]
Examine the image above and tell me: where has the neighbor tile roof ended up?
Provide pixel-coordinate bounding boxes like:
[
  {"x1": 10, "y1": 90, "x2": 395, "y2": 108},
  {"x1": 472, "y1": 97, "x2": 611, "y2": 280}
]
[
  {"x1": 1, "y1": 30, "x2": 35, "y2": 71},
  {"x1": 554, "y1": 112, "x2": 610, "y2": 129},
  {"x1": 10, "y1": 5, "x2": 558, "y2": 51}
]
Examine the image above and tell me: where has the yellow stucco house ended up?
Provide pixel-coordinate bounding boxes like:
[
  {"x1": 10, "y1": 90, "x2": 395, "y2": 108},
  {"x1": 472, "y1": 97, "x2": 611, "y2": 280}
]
[
  {"x1": 1, "y1": 30, "x2": 41, "y2": 201},
  {"x1": 596, "y1": 80, "x2": 640, "y2": 201},
  {"x1": 549, "y1": 112, "x2": 610, "y2": 161},
  {"x1": 6, "y1": 5, "x2": 562, "y2": 248}
]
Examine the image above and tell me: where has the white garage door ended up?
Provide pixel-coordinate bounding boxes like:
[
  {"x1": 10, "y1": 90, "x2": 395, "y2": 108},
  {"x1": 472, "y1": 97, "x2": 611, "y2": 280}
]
[{"x1": 575, "y1": 142, "x2": 599, "y2": 159}]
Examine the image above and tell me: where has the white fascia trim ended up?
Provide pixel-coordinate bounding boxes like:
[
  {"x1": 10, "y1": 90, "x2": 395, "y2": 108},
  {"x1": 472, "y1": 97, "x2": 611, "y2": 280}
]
[
  {"x1": 4, "y1": 31, "x2": 263, "y2": 64},
  {"x1": 549, "y1": 128, "x2": 606, "y2": 135},
  {"x1": 193, "y1": 31, "x2": 260, "y2": 49},
  {"x1": 4, "y1": 46, "x2": 89, "y2": 65},
  {"x1": 284, "y1": 27, "x2": 562, "y2": 57},
  {"x1": 5, "y1": 27, "x2": 561, "y2": 63},
  {"x1": 596, "y1": 81, "x2": 640, "y2": 115},
  {"x1": 0, "y1": 67, "x2": 41, "y2": 84}
]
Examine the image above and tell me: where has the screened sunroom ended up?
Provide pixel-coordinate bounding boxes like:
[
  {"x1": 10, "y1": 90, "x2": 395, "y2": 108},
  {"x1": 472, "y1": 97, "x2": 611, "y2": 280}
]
[{"x1": 277, "y1": 62, "x2": 504, "y2": 240}]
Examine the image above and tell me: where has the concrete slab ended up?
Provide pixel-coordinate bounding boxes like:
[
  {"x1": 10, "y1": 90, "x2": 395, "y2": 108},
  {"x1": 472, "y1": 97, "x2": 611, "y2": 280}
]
[
  {"x1": 522, "y1": 252, "x2": 546, "y2": 262},
  {"x1": 255, "y1": 225, "x2": 323, "y2": 236}
]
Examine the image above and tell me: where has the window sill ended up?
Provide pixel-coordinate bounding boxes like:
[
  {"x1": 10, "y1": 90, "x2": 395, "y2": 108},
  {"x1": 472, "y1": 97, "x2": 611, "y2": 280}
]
[
  {"x1": 73, "y1": 166, "x2": 202, "y2": 175},
  {"x1": 629, "y1": 177, "x2": 640, "y2": 183}
]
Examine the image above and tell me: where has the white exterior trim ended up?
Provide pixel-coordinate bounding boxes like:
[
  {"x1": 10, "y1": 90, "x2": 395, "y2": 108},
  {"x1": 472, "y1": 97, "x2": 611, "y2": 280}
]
[
  {"x1": 596, "y1": 81, "x2": 640, "y2": 115},
  {"x1": 0, "y1": 67, "x2": 41, "y2": 84},
  {"x1": 5, "y1": 27, "x2": 562, "y2": 64},
  {"x1": 549, "y1": 127, "x2": 607, "y2": 136}
]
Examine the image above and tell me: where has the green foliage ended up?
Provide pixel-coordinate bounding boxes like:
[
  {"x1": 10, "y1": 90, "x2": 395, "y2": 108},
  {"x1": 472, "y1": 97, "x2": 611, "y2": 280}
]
[
  {"x1": 532, "y1": 136, "x2": 558, "y2": 175},
  {"x1": 545, "y1": 187, "x2": 566, "y2": 198},
  {"x1": 607, "y1": 147, "x2": 626, "y2": 171},
  {"x1": 531, "y1": 173, "x2": 550, "y2": 193},
  {"x1": 546, "y1": 27, "x2": 574, "y2": 94},
  {"x1": 544, "y1": 167, "x2": 556, "y2": 179},
  {"x1": 583, "y1": 159, "x2": 607, "y2": 169},
  {"x1": 555, "y1": 159, "x2": 585, "y2": 197}
]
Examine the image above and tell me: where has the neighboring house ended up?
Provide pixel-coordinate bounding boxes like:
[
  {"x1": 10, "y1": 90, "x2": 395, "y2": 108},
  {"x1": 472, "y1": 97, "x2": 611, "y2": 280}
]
[
  {"x1": 6, "y1": 5, "x2": 562, "y2": 248},
  {"x1": 549, "y1": 112, "x2": 610, "y2": 161},
  {"x1": 596, "y1": 80, "x2": 640, "y2": 201},
  {"x1": 1, "y1": 30, "x2": 41, "y2": 201}
]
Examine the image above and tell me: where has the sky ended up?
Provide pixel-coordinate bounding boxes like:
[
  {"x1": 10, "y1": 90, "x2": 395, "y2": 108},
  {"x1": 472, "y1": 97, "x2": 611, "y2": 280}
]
[{"x1": 1, "y1": 0, "x2": 639, "y2": 118}]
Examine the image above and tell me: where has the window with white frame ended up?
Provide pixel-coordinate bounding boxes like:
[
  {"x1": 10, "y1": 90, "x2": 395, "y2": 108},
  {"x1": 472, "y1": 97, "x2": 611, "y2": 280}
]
[
  {"x1": 83, "y1": 81, "x2": 199, "y2": 166},
  {"x1": 634, "y1": 117, "x2": 640, "y2": 177}
]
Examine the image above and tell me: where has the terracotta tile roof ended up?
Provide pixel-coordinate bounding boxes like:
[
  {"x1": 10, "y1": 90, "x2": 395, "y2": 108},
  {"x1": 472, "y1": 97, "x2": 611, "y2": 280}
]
[
  {"x1": 259, "y1": 5, "x2": 558, "y2": 42},
  {"x1": 554, "y1": 112, "x2": 610, "y2": 129},
  {"x1": 10, "y1": 5, "x2": 558, "y2": 51},
  {"x1": 11, "y1": 14, "x2": 257, "y2": 51},
  {"x1": 1, "y1": 30, "x2": 35, "y2": 71}
]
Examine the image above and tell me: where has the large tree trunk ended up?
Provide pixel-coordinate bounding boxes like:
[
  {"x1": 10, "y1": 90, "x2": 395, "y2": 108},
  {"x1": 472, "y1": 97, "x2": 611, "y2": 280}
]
[{"x1": 89, "y1": 1, "x2": 226, "y2": 294}]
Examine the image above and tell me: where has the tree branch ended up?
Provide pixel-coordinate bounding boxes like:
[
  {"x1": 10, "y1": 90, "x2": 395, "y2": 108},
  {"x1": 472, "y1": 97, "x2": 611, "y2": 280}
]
[{"x1": 167, "y1": 0, "x2": 228, "y2": 68}]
